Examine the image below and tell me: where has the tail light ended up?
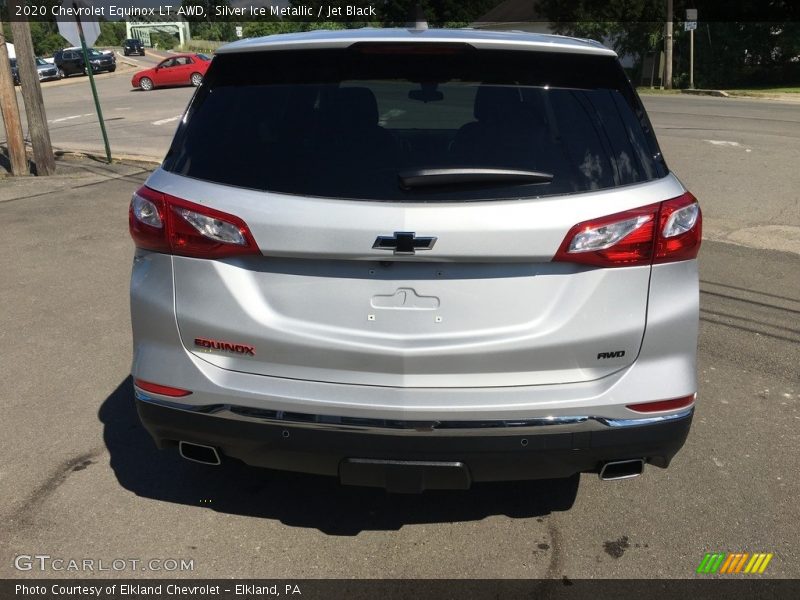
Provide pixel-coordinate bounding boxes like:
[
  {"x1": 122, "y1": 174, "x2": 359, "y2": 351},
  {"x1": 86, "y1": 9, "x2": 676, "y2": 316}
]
[
  {"x1": 553, "y1": 192, "x2": 701, "y2": 267},
  {"x1": 129, "y1": 186, "x2": 259, "y2": 259}
]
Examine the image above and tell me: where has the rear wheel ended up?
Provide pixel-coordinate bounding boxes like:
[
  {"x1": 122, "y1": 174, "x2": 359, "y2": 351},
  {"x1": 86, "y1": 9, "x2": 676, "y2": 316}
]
[
  {"x1": 190, "y1": 72, "x2": 203, "y2": 87},
  {"x1": 110, "y1": 67, "x2": 116, "y2": 73},
  {"x1": 139, "y1": 77, "x2": 154, "y2": 91}
]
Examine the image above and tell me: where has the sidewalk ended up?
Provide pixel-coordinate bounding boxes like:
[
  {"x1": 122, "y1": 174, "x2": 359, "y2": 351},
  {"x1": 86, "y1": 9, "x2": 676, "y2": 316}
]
[
  {"x1": 0, "y1": 153, "x2": 154, "y2": 204},
  {"x1": 637, "y1": 87, "x2": 800, "y2": 103}
]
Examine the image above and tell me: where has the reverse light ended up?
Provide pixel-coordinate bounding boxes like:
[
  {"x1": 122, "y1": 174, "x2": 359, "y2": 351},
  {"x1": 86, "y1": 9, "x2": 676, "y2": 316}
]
[
  {"x1": 129, "y1": 186, "x2": 259, "y2": 259},
  {"x1": 654, "y1": 193, "x2": 703, "y2": 263},
  {"x1": 554, "y1": 192, "x2": 701, "y2": 268},
  {"x1": 627, "y1": 394, "x2": 695, "y2": 413},
  {"x1": 554, "y1": 203, "x2": 659, "y2": 267},
  {"x1": 131, "y1": 192, "x2": 162, "y2": 228},
  {"x1": 177, "y1": 208, "x2": 248, "y2": 246},
  {"x1": 568, "y1": 214, "x2": 653, "y2": 253},
  {"x1": 134, "y1": 379, "x2": 192, "y2": 397}
]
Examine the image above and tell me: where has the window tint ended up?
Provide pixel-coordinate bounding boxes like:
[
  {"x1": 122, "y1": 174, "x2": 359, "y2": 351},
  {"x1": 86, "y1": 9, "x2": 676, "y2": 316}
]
[{"x1": 164, "y1": 47, "x2": 667, "y2": 201}]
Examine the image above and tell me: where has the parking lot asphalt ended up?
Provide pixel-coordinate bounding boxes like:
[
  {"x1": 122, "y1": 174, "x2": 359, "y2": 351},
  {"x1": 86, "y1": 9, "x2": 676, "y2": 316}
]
[{"x1": 0, "y1": 149, "x2": 797, "y2": 578}]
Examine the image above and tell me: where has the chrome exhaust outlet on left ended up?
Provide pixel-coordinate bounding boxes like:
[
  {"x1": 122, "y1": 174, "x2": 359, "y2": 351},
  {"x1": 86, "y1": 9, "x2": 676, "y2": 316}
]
[
  {"x1": 599, "y1": 459, "x2": 645, "y2": 481},
  {"x1": 179, "y1": 441, "x2": 222, "y2": 465}
]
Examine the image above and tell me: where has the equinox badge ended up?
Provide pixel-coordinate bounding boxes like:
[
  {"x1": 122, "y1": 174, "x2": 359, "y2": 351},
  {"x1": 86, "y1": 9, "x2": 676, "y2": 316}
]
[{"x1": 373, "y1": 232, "x2": 437, "y2": 255}]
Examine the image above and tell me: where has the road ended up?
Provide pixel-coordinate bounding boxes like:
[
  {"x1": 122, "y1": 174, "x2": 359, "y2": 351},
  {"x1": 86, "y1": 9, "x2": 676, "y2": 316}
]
[
  {"x1": 9, "y1": 50, "x2": 195, "y2": 160},
  {"x1": 0, "y1": 91, "x2": 798, "y2": 580}
]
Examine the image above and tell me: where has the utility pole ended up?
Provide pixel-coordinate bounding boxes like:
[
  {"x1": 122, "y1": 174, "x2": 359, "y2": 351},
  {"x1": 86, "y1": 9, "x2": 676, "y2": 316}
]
[
  {"x1": 0, "y1": 18, "x2": 28, "y2": 175},
  {"x1": 9, "y1": 7, "x2": 56, "y2": 175},
  {"x1": 664, "y1": 0, "x2": 674, "y2": 89}
]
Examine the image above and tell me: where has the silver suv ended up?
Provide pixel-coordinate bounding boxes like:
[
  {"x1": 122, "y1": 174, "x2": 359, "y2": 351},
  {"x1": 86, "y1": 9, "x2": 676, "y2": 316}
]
[{"x1": 129, "y1": 28, "x2": 701, "y2": 493}]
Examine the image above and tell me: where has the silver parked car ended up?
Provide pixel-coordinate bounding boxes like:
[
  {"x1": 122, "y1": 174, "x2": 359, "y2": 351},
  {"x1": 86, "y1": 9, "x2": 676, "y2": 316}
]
[
  {"x1": 129, "y1": 28, "x2": 702, "y2": 493},
  {"x1": 35, "y1": 57, "x2": 60, "y2": 82}
]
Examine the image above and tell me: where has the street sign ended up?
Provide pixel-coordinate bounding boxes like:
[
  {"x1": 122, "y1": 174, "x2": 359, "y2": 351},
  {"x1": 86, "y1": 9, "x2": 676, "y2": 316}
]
[
  {"x1": 686, "y1": 9, "x2": 698, "y2": 21},
  {"x1": 57, "y1": 0, "x2": 100, "y2": 48},
  {"x1": 236, "y1": 26, "x2": 243, "y2": 38},
  {"x1": 684, "y1": 21, "x2": 697, "y2": 31}
]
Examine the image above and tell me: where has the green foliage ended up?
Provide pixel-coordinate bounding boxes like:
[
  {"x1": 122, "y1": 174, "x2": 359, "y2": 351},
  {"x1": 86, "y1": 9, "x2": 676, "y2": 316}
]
[
  {"x1": 242, "y1": 21, "x2": 350, "y2": 38},
  {"x1": 96, "y1": 21, "x2": 126, "y2": 48},
  {"x1": 538, "y1": 0, "x2": 664, "y2": 58},
  {"x1": 673, "y1": 22, "x2": 800, "y2": 88},
  {"x1": 281, "y1": 0, "x2": 495, "y2": 24},
  {"x1": 151, "y1": 32, "x2": 179, "y2": 50},
  {"x1": 190, "y1": 21, "x2": 237, "y2": 41},
  {"x1": 29, "y1": 22, "x2": 64, "y2": 56},
  {"x1": 537, "y1": 0, "x2": 800, "y2": 88},
  {"x1": 180, "y1": 0, "x2": 232, "y2": 22},
  {"x1": 177, "y1": 40, "x2": 224, "y2": 53},
  {"x1": 373, "y1": 0, "x2": 500, "y2": 24}
]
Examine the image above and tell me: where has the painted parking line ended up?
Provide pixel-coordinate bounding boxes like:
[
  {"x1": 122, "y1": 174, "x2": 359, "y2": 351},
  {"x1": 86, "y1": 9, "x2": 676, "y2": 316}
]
[
  {"x1": 151, "y1": 115, "x2": 182, "y2": 126},
  {"x1": 49, "y1": 113, "x2": 94, "y2": 123}
]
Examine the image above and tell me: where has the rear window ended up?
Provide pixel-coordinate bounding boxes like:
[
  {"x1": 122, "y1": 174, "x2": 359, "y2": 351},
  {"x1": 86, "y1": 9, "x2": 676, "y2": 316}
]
[{"x1": 163, "y1": 45, "x2": 667, "y2": 201}]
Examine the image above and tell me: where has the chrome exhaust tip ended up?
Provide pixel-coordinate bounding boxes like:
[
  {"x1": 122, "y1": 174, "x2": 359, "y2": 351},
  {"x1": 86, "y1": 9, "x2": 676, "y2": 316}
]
[
  {"x1": 599, "y1": 459, "x2": 645, "y2": 481},
  {"x1": 179, "y1": 441, "x2": 221, "y2": 466}
]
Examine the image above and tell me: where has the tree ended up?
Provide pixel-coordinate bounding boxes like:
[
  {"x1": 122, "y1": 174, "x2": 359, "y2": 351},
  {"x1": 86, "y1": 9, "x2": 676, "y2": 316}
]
[
  {"x1": 96, "y1": 20, "x2": 126, "y2": 48},
  {"x1": 538, "y1": 0, "x2": 800, "y2": 88},
  {"x1": 538, "y1": 0, "x2": 665, "y2": 61},
  {"x1": 190, "y1": 21, "x2": 236, "y2": 41}
]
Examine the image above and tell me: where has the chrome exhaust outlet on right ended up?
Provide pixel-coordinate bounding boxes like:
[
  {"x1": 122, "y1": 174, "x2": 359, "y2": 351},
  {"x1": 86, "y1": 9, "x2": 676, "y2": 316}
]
[
  {"x1": 599, "y1": 459, "x2": 645, "y2": 481},
  {"x1": 179, "y1": 441, "x2": 221, "y2": 465}
]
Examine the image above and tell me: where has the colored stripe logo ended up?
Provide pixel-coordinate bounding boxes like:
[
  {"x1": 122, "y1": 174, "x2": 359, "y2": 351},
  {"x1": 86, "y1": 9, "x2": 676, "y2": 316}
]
[{"x1": 697, "y1": 552, "x2": 773, "y2": 574}]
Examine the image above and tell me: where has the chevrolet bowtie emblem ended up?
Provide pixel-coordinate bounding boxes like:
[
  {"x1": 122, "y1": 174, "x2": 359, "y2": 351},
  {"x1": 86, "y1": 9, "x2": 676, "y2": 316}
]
[{"x1": 373, "y1": 232, "x2": 437, "y2": 255}]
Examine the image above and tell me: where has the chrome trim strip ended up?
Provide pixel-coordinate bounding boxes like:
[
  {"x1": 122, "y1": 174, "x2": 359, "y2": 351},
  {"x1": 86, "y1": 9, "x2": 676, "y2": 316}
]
[{"x1": 135, "y1": 391, "x2": 693, "y2": 435}]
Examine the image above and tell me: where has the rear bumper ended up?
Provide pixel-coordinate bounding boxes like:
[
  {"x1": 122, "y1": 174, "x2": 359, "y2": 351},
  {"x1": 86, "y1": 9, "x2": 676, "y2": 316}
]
[{"x1": 135, "y1": 394, "x2": 693, "y2": 492}]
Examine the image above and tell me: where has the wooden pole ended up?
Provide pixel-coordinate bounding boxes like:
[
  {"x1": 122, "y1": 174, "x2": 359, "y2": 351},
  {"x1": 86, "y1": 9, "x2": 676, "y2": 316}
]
[
  {"x1": 0, "y1": 19, "x2": 28, "y2": 175},
  {"x1": 9, "y1": 11, "x2": 56, "y2": 176}
]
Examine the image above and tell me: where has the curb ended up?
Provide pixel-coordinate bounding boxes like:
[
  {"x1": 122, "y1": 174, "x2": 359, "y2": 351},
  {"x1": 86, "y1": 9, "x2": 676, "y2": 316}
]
[
  {"x1": 114, "y1": 52, "x2": 142, "y2": 68},
  {"x1": 53, "y1": 148, "x2": 162, "y2": 167},
  {"x1": 681, "y1": 89, "x2": 730, "y2": 97}
]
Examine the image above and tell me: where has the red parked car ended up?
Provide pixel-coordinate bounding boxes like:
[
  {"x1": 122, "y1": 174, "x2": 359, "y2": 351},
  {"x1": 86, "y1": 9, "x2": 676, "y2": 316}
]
[{"x1": 131, "y1": 53, "x2": 211, "y2": 91}]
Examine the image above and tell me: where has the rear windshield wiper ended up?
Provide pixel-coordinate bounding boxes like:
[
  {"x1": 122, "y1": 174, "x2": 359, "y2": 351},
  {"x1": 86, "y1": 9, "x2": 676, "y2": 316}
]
[{"x1": 399, "y1": 168, "x2": 553, "y2": 190}]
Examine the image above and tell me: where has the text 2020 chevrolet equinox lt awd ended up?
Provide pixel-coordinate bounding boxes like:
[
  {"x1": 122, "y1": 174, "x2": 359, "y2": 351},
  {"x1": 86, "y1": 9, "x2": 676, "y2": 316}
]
[{"x1": 129, "y1": 28, "x2": 701, "y2": 493}]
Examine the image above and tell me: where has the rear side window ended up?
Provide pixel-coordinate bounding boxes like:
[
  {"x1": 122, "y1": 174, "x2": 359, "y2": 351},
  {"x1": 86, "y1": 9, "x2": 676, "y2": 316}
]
[{"x1": 164, "y1": 46, "x2": 667, "y2": 201}]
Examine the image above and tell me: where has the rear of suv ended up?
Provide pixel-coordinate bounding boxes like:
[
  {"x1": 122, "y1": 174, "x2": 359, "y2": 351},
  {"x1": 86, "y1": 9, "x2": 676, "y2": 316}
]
[
  {"x1": 129, "y1": 29, "x2": 701, "y2": 493},
  {"x1": 123, "y1": 39, "x2": 145, "y2": 56}
]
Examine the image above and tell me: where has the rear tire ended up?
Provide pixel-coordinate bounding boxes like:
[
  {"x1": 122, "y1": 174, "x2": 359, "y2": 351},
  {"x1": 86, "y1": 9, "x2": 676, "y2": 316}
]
[
  {"x1": 190, "y1": 72, "x2": 203, "y2": 87},
  {"x1": 139, "y1": 77, "x2": 154, "y2": 91}
]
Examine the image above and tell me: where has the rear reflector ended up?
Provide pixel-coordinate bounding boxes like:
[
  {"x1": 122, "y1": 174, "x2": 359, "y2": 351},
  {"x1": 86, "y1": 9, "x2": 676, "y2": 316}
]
[
  {"x1": 627, "y1": 394, "x2": 695, "y2": 413},
  {"x1": 553, "y1": 192, "x2": 701, "y2": 267},
  {"x1": 134, "y1": 379, "x2": 192, "y2": 397}
]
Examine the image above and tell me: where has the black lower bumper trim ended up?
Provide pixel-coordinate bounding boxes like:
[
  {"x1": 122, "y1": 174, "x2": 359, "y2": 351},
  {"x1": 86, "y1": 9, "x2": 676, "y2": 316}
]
[{"x1": 135, "y1": 399, "x2": 693, "y2": 491}]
